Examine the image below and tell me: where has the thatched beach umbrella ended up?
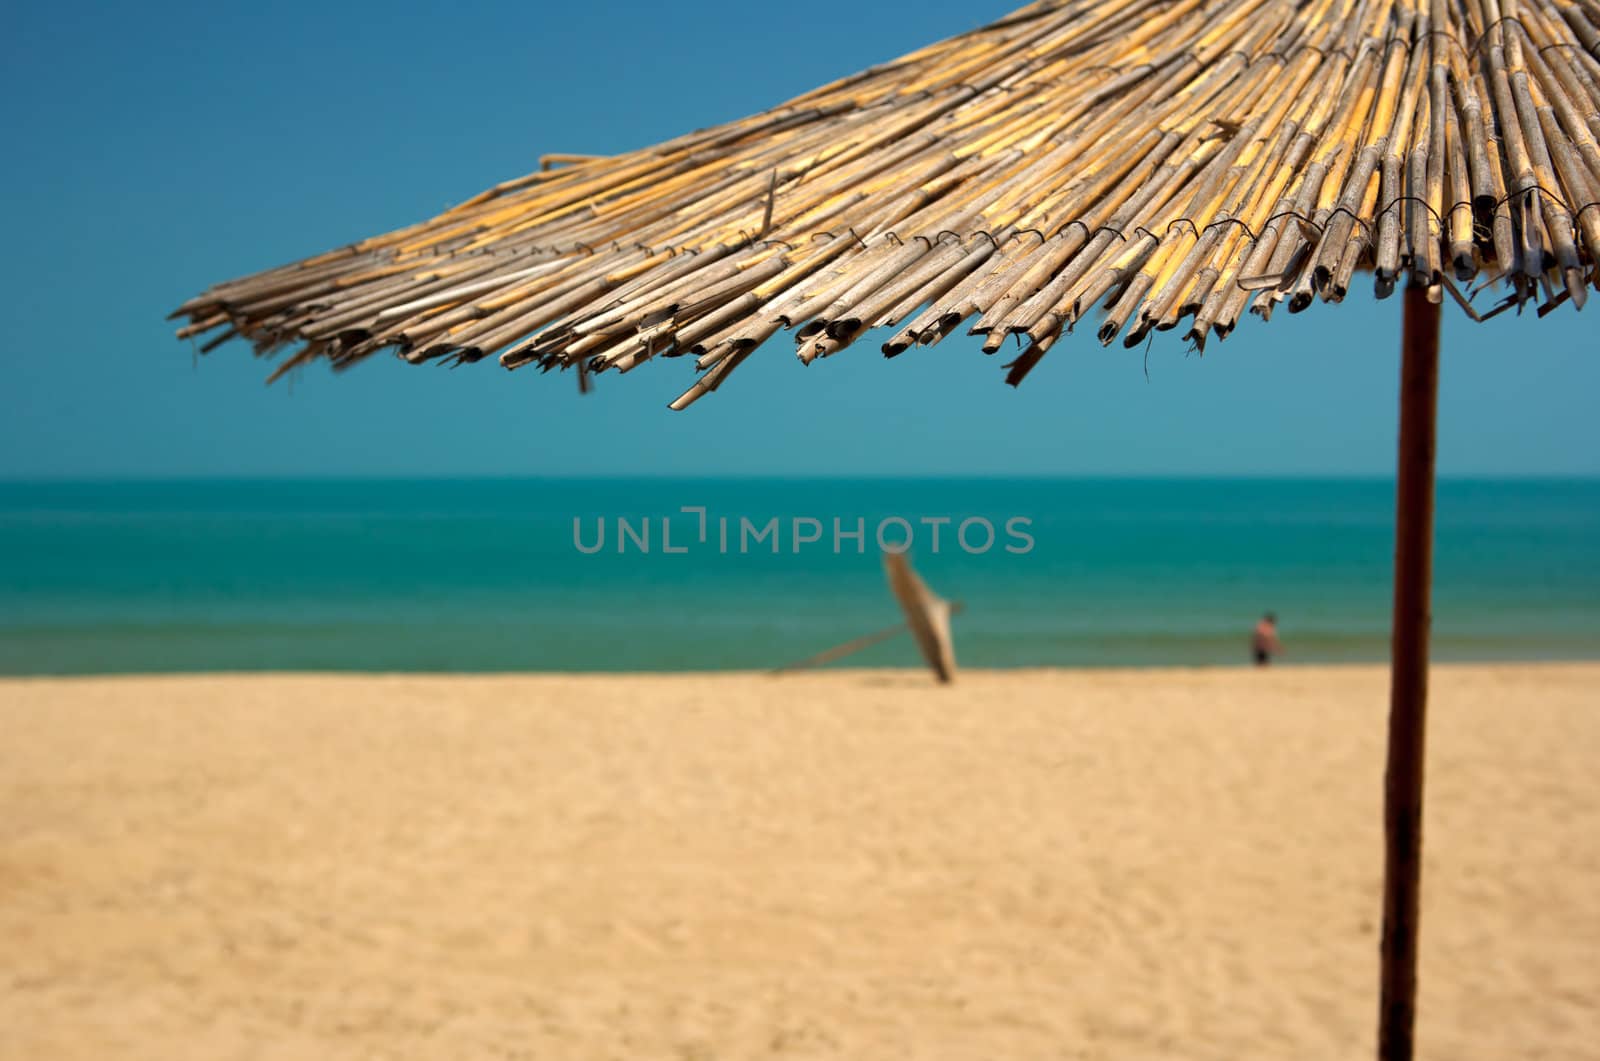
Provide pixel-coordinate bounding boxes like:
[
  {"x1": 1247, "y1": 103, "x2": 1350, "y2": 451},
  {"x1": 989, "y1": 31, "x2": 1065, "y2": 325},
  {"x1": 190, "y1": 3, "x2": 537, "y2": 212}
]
[
  {"x1": 883, "y1": 551, "x2": 960, "y2": 683},
  {"x1": 774, "y1": 553, "x2": 962, "y2": 680},
  {"x1": 173, "y1": 1, "x2": 1598, "y2": 1056}
]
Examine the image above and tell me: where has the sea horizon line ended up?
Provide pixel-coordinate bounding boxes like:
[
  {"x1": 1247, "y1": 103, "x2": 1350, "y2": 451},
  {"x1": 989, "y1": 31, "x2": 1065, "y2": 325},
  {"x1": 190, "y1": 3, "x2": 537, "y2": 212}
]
[{"x1": 4, "y1": 472, "x2": 1599, "y2": 486}]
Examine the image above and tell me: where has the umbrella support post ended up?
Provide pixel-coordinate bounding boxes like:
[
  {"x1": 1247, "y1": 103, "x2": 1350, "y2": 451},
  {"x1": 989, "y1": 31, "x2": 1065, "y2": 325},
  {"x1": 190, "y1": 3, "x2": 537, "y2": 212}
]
[{"x1": 1378, "y1": 282, "x2": 1440, "y2": 1061}]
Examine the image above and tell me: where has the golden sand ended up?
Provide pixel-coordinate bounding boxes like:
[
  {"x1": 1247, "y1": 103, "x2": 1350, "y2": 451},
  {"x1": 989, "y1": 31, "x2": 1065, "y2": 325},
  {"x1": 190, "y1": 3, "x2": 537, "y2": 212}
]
[{"x1": 2, "y1": 665, "x2": 1596, "y2": 1059}]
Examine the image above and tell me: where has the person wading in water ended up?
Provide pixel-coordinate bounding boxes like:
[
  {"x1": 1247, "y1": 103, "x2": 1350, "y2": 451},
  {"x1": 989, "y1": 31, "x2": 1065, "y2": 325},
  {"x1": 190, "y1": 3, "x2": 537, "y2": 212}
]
[{"x1": 1252, "y1": 613, "x2": 1283, "y2": 666}]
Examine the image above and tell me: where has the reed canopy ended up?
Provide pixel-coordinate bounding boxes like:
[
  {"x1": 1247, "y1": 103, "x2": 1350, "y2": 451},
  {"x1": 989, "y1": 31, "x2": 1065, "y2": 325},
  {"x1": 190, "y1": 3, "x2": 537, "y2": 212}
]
[{"x1": 174, "y1": 0, "x2": 1600, "y2": 408}]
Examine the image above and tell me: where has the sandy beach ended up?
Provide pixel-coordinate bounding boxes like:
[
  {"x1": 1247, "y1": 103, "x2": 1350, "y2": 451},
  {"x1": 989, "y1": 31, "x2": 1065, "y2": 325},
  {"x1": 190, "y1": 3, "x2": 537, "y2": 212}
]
[{"x1": 1, "y1": 664, "x2": 1595, "y2": 1059}]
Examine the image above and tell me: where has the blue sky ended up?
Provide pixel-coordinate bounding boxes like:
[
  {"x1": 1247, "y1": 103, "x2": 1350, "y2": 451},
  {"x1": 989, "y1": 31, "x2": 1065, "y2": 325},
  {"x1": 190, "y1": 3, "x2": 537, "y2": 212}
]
[{"x1": 2, "y1": 0, "x2": 1595, "y2": 479}]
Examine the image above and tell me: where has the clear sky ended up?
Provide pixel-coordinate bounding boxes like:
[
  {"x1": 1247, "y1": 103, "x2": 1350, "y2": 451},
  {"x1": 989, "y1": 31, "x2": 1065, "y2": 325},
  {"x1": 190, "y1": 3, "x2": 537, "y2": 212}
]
[{"x1": 3, "y1": 0, "x2": 1595, "y2": 479}]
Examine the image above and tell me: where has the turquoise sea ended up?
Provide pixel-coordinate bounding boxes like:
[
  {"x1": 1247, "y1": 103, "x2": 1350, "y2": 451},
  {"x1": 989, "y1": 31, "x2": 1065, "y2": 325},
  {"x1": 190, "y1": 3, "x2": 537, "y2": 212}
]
[{"x1": 1, "y1": 478, "x2": 1597, "y2": 674}]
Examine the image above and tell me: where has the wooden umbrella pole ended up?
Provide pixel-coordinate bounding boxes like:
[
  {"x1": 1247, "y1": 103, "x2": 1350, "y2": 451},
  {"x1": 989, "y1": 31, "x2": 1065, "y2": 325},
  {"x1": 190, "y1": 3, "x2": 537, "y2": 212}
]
[{"x1": 1378, "y1": 281, "x2": 1441, "y2": 1061}]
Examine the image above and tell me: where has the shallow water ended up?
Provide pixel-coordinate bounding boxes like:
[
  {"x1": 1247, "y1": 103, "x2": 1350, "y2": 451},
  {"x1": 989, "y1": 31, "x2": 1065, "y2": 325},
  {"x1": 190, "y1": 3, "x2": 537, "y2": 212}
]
[{"x1": 2, "y1": 477, "x2": 1597, "y2": 673}]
